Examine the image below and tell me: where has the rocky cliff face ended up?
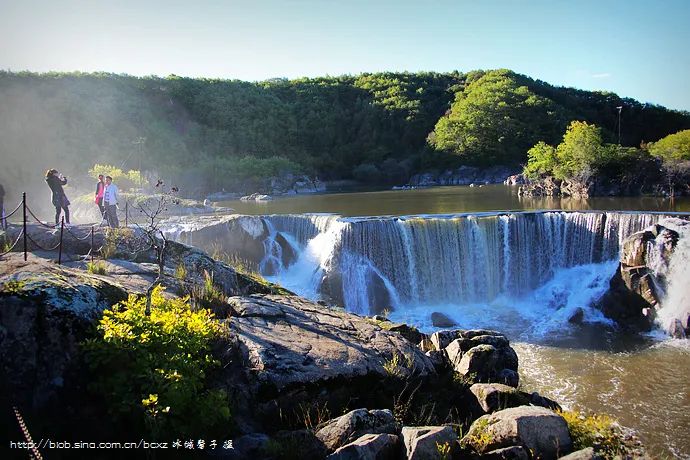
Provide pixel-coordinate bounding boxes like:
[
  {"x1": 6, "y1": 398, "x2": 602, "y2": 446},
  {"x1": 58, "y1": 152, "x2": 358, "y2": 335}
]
[{"x1": 598, "y1": 218, "x2": 689, "y2": 337}]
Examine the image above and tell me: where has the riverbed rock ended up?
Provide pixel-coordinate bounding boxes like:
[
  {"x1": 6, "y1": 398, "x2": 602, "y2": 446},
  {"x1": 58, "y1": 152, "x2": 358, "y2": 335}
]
[
  {"x1": 328, "y1": 433, "x2": 400, "y2": 460},
  {"x1": 431, "y1": 311, "x2": 457, "y2": 328},
  {"x1": 315, "y1": 408, "x2": 397, "y2": 451},
  {"x1": 401, "y1": 426, "x2": 459, "y2": 460},
  {"x1": 461, "y1": 406, "x2": 572, "y2": 459}
]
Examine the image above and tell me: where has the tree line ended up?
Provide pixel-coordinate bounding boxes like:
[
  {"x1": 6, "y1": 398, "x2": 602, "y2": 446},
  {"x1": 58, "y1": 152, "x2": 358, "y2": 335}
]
[{"x1": 0, "y1": 69, "x2": 688, "y2": 198}]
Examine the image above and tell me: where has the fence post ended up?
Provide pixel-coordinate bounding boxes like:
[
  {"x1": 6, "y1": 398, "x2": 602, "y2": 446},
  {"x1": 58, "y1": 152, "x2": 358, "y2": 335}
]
[
  {"x1": 22, "y1": 192, "x2": 27, "y2": 261},
  {"x1": 58, "y1": 217, "x2": 64, "y2": 265},
  {"x1": 91, "y1": 226, "x2": 95, "y2": 264}
]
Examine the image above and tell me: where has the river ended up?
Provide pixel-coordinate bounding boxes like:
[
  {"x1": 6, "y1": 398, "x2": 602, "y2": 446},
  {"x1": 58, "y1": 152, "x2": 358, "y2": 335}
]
[{"x1": 211, "y1": 185, "x2": 690, "y2": 458}]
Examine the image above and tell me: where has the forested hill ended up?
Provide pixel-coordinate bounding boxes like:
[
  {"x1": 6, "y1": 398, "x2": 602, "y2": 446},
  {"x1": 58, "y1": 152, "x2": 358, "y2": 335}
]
[{"x1": 1, "y1": 69, "x2": 688, "y2": 198}]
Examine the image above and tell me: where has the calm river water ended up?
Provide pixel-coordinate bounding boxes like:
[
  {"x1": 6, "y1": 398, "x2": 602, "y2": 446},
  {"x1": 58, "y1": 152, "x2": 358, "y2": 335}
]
[{"x1": 220, "y1": 185, "x2": 690, "y2": 458}]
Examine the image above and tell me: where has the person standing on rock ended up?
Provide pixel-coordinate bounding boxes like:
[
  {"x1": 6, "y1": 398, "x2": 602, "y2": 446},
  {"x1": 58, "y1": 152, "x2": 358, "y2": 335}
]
[
  {"x1": 45, "y1": 169, "x2": 71, "y2": 227},
  {"x1": 103, "y1": 175, "x2": 119, "y2": 228},
  {"x1": 94, "y1": 174, "x2": 106, "y2": 218}
]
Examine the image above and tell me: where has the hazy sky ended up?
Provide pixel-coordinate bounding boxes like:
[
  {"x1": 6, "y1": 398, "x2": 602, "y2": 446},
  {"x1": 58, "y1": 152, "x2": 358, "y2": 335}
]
[{"x1": 1, "y1": 0, "x2": 689, "y2": 110}]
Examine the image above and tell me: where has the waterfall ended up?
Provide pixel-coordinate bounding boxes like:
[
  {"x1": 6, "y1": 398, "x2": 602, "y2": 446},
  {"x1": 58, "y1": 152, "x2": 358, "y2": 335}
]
[
  {"x1": 261, "y1": 211, "x2": 664, "y2": 314},
  {"x1": 656, "y1": 220, "x2": 690, "y2": 333}
]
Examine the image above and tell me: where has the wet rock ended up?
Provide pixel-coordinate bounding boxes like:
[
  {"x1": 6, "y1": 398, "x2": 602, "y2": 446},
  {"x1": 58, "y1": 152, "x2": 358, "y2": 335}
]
[
  {"x1": 431, "y1": 312, "x2": 457, "y2": 328},
  {"x1": 387, "y1": 323, "x2": 425, "y2": 345},
  {"x1": 568, "y1": 308, "x2": 585, "y2": 325},
  {"x1": 497, "y1": 369, "x2": 520, "y2": 388},
  {"x1": 328, "y1": 433, "x2": 399, "y2": 460},
  {"x1": 316, "y1": 408, "x2": 397, "y2": 452},
  {"x1": 462, "y1": 406, "x2": 572, "y2": 459},
  {"x1": 669, "y1": 319, "x2": 687, "y2": 339},
  {"x1": 401, "y1": 426, "x2": 459, "y2": 460}
]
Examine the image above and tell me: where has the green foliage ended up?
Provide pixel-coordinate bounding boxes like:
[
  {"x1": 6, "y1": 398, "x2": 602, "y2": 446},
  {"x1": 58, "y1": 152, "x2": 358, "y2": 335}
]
[
  {"x1": 86, "y1": 260, "x2": 107, "y2": 275},
  {"x1": 523, "y1": 121, "x2": 648, "y2": 181},
  {"x1": 524, "y1": 141, "x2": 558, "y2": 179},
  {"x1": 89, "y1": 164, "x2": 146, "y2": 191},
  {"x1": 559, "y1": 409, "x2": 625, "y2": 459},
  {"x1": 554, "y1": 121, "x2": 605, "y2": 179},
  {"x1": 189, "y1": 270, "x2": 225, "y2": 308},
  {"x1": 462, "y1": 417, "x2": 494, "y2": 453},
  {"x1": 436, "y1": 441, "x2": 452, "y2": 460},
  {"x1": 0, "y1": 70, "x2": 687, "y2": 201},
  {"x1": 648, "y1": 129, "x2": 690, "y2": 162},
  {"x1": 429, "y1": 69, "x2": 569, "y2": 165},
  {"x1": 83, "y1": 287, "x2": 230, "y2": 438},
  {"x1": 174, "y1": 263, "x2": 187, "y2": 280}
]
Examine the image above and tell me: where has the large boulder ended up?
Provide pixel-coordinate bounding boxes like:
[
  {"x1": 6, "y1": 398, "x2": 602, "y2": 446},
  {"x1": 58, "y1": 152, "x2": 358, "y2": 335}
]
[
  {"x1": 469, "y1": 383, "x2": 529, "y2": 414},
  {"x1": 431, "y1": 312, "x2": 457, "y2": 328},
  {"x1": 328, "y1": 433, "x2": 400, "y2": 460},
  {"x1": 444, "y1": 331, "x2": 519, "y2": 385},
  {"x1": 315, "y1": 409, "x2": 397, "y2": 451},
  {"x1": 401, "y1": 426, "x2": 459, "y2": 460},
  {"x1": 224, "y1": 295, "x2": 436, "y2": 430},
  {"x1": 462, "y1": 406, "x2": 572, "y2": 459}
]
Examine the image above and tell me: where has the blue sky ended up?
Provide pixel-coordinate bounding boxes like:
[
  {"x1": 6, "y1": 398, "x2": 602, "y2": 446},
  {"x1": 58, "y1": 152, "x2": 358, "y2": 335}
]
[{"x1": 1, "y1": 0, "x2": 689, "y2": 110}]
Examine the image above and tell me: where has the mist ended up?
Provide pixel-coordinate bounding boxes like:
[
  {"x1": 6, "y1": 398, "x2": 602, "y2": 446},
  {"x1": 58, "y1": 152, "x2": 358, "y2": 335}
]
[{"x1": 0, "y1": 72, "x2": 201, "y2": 223}]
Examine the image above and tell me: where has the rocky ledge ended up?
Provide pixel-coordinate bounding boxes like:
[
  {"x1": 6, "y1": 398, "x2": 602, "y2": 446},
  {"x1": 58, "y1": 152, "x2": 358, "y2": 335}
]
[{"x1": 0, "y1": 229, "x2": 646, "y2": 459}]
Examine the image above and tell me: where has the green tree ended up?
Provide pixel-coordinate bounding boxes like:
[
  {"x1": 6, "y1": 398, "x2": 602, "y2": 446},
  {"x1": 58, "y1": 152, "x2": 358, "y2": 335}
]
[
  {"x1": 524, "y1": 141, "x2": 557, "y2": 178},
  {"x1": 648, "y1": 129, "x2": 690, "y2": 161},
  {"x1": 554, "y1": 121, "x2": 605, "y2": 180}
]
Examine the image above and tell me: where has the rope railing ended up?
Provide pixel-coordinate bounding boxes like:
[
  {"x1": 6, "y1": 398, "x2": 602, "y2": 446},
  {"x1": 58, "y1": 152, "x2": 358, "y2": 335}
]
[
  {"x1": 0, "y1": 228, "x2": 24, "y2": 257},
  {"x1": 0, "y1": 193, "x2": 162, "y2": 265}
]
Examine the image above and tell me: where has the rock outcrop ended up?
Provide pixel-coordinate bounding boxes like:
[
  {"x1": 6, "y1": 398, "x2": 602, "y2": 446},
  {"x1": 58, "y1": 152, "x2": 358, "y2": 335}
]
[
  {"x1": 315, "y1": 409, "x2": 397, "y2": 452},
  {"x1": 461, "y1": 406, "x2": 572, "y2": 459},
  {"x1": 409, "y1": 166, "x2": 519, "y2": 187},
  {"x1": 598, "y1": 218, "x2": 688, "y2": 334}
]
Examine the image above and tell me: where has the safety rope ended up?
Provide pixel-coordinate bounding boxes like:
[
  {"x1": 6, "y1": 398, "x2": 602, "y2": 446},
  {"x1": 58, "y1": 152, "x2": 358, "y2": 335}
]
[
  {"x1": 13, "y1": 406, "x2": 43, "y2": 460},
  {"x1": 0, "y1": 229, "x2": 24, "y2": 257},
  {"x1": 26, "y1": 233, "x2": 62, "y2": 252},
  {"x1": 64, "y1": 225, "x2": 97, "y2": 241},
  {"x1": 25, "y1": 205, "x2": 57, "y2": 229},
  {"x1": 2, "y1": 200, "x2": 24, "y2": 219}
]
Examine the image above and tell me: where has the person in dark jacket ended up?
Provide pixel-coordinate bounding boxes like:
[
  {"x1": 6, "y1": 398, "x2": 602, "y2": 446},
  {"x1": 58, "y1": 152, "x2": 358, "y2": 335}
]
[
  {"x1": 45, "y1": 169, "x2": 71, "y2": 226},
  {"x1": 0, "y1": 182, "x2": 5, "y2": 229}
]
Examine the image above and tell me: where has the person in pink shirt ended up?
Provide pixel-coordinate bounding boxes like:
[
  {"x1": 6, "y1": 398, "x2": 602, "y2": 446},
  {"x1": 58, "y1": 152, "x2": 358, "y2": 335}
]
[{"x1": 94, "y1": 174, "x2": 105, "y2": 217}]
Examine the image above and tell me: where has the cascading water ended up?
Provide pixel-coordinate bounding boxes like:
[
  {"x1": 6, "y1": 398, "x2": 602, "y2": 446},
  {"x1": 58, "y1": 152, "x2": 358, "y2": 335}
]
[
  {"x1": 655, "y1": 220, "x2": 690, "y2": 333},
  {"x1": 254, "y1": 211, "x2": 673, "y2": 335}
]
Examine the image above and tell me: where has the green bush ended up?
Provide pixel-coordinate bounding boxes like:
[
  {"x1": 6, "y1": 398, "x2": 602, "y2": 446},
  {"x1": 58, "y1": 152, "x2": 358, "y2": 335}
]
[
  {"x1": 559, "y1": 409, "x2": 625, "y2": 459},
  {"x1": 83, "y1": 286, "x2": 230, "y2": 439}
]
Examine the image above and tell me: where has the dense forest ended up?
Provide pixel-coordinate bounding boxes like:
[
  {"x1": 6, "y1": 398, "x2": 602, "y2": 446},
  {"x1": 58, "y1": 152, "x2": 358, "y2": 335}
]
[{"x1": 0, "y1": 69, "x2": 688, "y2": 201}]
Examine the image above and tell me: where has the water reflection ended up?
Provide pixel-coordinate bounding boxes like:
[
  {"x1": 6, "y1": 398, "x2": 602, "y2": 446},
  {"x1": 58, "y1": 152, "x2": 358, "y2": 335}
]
[{"x1": 219, "y1": 185, "x2": 690, "y2": 217}]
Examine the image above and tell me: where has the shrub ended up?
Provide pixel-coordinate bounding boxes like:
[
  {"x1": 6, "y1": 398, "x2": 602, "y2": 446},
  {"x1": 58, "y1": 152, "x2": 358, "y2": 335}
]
[
  {"x1": 83, "y1": 286, "x2": 230, "y2": 439},
  {"x1": 559, "y1": 409, "x2": 624, "y2": 458},
  {"x1": 86, "y1": 260, "x2": 107, "y2": 275}
]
